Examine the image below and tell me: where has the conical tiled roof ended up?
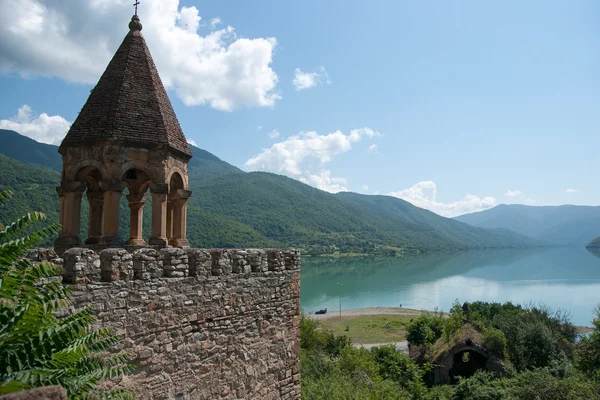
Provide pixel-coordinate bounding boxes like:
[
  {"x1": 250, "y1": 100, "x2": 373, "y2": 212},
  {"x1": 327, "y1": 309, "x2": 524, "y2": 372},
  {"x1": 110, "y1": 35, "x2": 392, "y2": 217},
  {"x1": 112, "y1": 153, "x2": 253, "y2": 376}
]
[{"x1": 59, "y1": 15, "x2": 192, "y2": 157}]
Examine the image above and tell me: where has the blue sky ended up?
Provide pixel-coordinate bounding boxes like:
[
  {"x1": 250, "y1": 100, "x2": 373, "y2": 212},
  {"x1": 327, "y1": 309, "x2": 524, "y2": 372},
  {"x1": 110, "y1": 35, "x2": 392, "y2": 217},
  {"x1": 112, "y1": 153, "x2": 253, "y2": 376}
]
[{"x1": 0, "y1": 0, "x2": 599, "y2": 216}]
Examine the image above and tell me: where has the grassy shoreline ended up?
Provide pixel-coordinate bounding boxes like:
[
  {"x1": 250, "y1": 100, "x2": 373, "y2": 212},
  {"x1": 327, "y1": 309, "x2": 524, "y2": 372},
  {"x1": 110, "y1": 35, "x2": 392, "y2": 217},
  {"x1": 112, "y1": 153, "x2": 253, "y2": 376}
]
[{"x1": 308, "y1": 307, "x2": 593, "y2": 345}]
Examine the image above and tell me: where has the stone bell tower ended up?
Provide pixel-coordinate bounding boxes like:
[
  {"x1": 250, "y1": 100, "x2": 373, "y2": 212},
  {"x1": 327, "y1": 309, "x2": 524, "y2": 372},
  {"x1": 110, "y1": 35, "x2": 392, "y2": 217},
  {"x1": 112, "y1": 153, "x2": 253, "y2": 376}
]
[{"x1": 54, "y1": 14, "x2": 192, "y2": 255}]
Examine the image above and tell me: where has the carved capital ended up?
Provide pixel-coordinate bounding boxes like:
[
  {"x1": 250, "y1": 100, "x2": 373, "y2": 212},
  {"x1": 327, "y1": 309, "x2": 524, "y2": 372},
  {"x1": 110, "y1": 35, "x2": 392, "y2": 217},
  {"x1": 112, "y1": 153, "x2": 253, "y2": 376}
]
[
  {"x1": 174, "y1": 189, "x2": 192, "y2": 200},
  {"x1": 99, "y1": 179, "x2": 126, "y2": 192},
  {"x1": 86, "y1": 191, "x2": 105, "y2": 204},
  {"x1": 126, "y1": 193, "x2": 148, "y2": 209},
  {"x1": 60, "y1": 180, "x2": 86, "y2": 193},
  {"x1": 149, "y1": 183, "x2": 169, "y2": 194}
]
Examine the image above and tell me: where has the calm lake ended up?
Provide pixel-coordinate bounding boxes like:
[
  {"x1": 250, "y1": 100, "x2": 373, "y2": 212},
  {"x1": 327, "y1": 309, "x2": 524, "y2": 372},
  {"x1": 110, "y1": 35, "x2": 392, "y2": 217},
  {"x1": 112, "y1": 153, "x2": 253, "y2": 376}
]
[{"x1": 300, "y1": 247, "x2": 600, "y2": 327}]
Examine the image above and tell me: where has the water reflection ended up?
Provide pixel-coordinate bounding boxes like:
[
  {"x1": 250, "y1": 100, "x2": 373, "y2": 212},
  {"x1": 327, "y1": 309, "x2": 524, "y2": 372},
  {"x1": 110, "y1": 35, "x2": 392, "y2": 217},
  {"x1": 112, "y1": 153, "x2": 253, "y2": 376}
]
[{"x1": 301, "y1": 247, "x2": 600, "y2": 326}]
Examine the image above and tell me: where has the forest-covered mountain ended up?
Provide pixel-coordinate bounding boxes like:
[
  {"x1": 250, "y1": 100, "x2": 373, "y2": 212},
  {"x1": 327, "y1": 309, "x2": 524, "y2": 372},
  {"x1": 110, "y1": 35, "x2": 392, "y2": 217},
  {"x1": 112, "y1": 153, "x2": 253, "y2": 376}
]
[
  {"x1": 455, "y1": 204, "x2": 600, "y2": 246},
  {"x1": 0, "y1": 129, "x2": 542, "y2": 255},
  {"x1": 586, "y1": 237, "x2": 600, "y2": 250}
]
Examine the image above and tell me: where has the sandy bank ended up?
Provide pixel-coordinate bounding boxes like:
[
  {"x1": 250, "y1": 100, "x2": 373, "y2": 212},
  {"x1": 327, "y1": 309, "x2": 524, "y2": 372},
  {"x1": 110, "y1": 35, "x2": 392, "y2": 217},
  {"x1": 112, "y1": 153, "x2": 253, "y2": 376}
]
[{"x1": 308, "y1": 306, "x2": 431, "y2": 320}]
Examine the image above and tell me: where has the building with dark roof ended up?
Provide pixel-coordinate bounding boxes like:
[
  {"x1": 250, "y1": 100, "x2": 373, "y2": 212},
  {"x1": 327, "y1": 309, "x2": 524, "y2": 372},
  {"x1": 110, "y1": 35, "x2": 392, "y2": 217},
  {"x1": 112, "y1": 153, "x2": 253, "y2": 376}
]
[{"x1": 54, "y1": 13, "x2": 192, "y2": 254}]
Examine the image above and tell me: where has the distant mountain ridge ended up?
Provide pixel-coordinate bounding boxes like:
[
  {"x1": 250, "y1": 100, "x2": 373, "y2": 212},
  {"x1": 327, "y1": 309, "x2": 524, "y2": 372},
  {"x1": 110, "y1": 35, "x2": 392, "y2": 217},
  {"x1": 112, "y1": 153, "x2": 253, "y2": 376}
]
[
  {"x1": 0, "y1": 129, "x2": 542, "y2": 254},
  {"x1": 455, "y1": 204, "x2": 600, "y2": 246},
  {"x1": 0, "y1": 129, "x2": 63, "y2": 171},
  {"x1": 586, "y1": 237, "x2": 600, "y2": 250}
]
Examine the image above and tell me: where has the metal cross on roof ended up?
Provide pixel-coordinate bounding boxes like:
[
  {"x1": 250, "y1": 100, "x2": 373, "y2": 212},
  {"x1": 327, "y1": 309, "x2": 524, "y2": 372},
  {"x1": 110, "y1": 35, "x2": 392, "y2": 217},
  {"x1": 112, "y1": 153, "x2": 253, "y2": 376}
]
[{"x1": 133, "y1": 0, "x2": 140, "y2": 15}]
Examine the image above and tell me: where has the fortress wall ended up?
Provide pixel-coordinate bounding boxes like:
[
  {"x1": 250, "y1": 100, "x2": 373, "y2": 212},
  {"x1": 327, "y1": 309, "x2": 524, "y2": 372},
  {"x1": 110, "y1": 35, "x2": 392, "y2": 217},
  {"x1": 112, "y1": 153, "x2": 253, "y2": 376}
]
[{"x1": 39, "y1": 247, "x2": 301, "y2": 400}]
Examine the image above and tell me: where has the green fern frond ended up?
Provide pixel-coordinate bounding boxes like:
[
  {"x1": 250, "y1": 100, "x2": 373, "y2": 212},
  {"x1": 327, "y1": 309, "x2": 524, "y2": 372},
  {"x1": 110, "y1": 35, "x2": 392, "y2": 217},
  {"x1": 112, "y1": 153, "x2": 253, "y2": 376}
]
[
  {"x1": 0, "y1": 212, "x2": 49, "y2": 240},
  {"x1": 0, "y1": 224, "x2": 61, "y2": 266},
  {"x1": 0, "y1": 200, "x2": 134, "y2": 397}
]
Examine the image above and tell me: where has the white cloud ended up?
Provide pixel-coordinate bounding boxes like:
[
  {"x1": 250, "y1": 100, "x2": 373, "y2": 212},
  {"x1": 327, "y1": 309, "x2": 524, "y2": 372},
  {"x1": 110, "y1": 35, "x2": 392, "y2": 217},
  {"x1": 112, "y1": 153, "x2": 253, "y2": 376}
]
[
  {"x1": 187, "y1": 138, "x2": 197, "y2": 147},
  {"x1": 368, "y1": 144, "x2": 378, "y2": 154},
  {"x1": 566, "y1": 188, "x2": 578, "y2": 193},
  {"x1": 0, "y1": 105, "x2": 71, "y2": 144},
  {"x1": 505, "y1": 190, "x2": 522, "y2": 197},
  {"x1": 208, "y1": 17, "x2": 221, "y2": 29},
  {"x1": 388, "y1": 181, "x2": 496, "y2": 218},
  {"x1": 245, "y1": 127, "x2": 378, "y2": 193},
  {"x1": 292, "y1": 66, "x2": 331, "y2": 91},
  {"x1": 256, "y1": 125, "x2": 263, "y2": 131},
  {"x1": 0, "y1": 0, "x2": 279, "y2": 111},
  {"x1": 300, "y1": 171, "x2": 348, "y2": 193},
  {"x1": 363, "y1": 185, "x2": 369, "y2": 191},
  {"x1": 268, "y1": 129, "x2": 280, "y2": 139}
]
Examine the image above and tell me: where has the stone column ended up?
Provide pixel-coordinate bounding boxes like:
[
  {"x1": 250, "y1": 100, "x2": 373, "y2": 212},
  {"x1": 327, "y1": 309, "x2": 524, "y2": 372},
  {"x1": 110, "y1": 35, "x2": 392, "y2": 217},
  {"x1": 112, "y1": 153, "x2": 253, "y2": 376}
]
[
  {"x1": 149, "y1": 183, "x2": 169, "y2": 247},
  {"x1": 166, "y1": 197, "x2": 174, "y2": 241},
  {"x1": 126, "y1": 192, "x2": 148, "y2": 246},
  {"x1": 100, "y1": 180, "x2": 125, "y2": 247},
  {"x1": 57, "y1": 187, "x2": 66, "y2": 229},
  {"x1": 85, "y1": 191, "x2": 104, "y2": 244},
  {"x1": 54, "y1": 181, "x2": 85, "y2": 254},
  {"x1": 168, "y1": 189, "x2": 192, "y2": 248}
]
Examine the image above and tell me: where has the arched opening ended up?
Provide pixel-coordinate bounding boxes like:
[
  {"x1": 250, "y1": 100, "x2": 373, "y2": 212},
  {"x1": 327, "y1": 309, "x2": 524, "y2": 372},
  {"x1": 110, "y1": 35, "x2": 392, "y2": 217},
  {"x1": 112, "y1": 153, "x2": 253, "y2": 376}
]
[
  {"x1": 55, "y1": 160, "x2": 191, "y2": 252},
  {"x1": 449, "y1": 349, "x2": 488, "y2": 384},
  {"x1": 74, "y1": 166, "x2": 105, "y2": 245},
  {"x1": 166, "y1": 172, "x2": 190, "y2": 247},
  {"x1": 167, "y1": 173, "x2": 184, "y2": 242}
]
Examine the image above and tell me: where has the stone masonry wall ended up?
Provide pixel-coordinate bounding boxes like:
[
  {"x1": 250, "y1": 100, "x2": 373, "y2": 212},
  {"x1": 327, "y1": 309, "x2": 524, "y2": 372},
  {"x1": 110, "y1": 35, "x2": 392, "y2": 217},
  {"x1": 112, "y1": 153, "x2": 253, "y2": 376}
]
[{"x1": 40, "y1": 247, "x2": 301, "y2": 400}]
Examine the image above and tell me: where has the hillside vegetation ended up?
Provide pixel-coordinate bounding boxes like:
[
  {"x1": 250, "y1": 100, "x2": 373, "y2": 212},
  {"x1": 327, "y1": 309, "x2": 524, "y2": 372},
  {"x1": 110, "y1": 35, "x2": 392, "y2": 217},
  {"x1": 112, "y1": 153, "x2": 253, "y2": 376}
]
[
  {"x1": 456, "y1": 204, "x2": 600, "y2": 246},
  {"x1": 301, "y1": 301, "x2": 600, "y2": 399},
  {"x1": 587, "y1": 237, "x2": 600, "y2": 250},
  {"x1": 0, "y1": 130, "x2": 542, "y2": 254}
]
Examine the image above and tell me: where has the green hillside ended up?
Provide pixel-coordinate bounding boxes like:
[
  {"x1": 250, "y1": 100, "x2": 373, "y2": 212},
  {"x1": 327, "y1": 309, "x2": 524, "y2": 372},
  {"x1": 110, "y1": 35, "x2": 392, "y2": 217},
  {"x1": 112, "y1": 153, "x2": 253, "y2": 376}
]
[
  {"x1": 0, "y1": 129, "x2": 62, "y2": 172},
  {"x1": 586, "y1": 237, "x2": 600, "y2": 250},
  {"x1": 0, "y1": 154, "x2": 61, "y2": 227},
  {"x1": 0, "y1": 129, "x2": 543, "y2": 254},
  {"x1": 337, "y1": 192, "x2": 543, "y2": 248},
  {"x1": 455, "y1": 204, "x2": 600, "y2": 246}
]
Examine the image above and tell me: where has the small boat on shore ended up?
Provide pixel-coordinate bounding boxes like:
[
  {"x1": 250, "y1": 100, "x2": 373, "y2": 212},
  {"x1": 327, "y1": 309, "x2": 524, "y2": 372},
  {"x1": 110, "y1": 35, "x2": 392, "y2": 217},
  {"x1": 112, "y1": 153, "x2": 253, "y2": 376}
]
[{"x1": 314, "y1": 308, "x2": 328, "y2": 315}]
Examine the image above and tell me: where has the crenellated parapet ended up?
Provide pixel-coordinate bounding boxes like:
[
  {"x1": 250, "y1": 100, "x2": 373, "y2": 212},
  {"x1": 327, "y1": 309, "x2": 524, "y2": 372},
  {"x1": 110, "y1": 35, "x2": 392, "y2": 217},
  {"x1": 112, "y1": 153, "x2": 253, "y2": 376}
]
[
  {"x1": 29, "y1": 247, "x2": 301, "y2": 400},
  {"x1": 60, "y1": 247, "x2": 301, "y2": 284}
]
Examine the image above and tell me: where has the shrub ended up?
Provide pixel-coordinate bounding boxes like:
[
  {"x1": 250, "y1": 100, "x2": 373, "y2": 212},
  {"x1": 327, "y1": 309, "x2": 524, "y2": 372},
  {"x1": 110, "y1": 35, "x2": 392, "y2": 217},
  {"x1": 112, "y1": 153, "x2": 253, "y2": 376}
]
[
  {"x1": 300, "y1": 312, "x2": 327, "y2": 351},
  {"x1": 0, "y1": 190, "x2": 133, "y2": 398},
  {"x1": 493, "y1": 308, "x2": 565, "y2": 371},
  {"x1": 325, "y1": 331, "x2": 352, "y2": 358},
  {"x1": 483, "y1": 328, "x2": 508, "y2": 358},
  {"x1": 337, "y1": 346, "x2": 380, "y2": 382},
  {"x1": 371, "y1": 345, "x2": 428, "y2": 397},
  {"x1": 576, "y1": 305, "x2": 600, "y2": 378},
  {"x1": 442, "y1": 301, "x2": 465, "y2": 343},
  {"x1": 406, "y1": 313, "x2": 445, "y2": 346}
]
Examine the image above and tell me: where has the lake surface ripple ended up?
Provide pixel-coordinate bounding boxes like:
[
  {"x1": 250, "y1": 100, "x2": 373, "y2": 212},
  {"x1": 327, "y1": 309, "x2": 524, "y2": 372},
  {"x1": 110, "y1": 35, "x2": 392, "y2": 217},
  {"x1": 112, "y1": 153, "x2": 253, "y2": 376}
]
[{"x1": 300, "y1": 247, "x2": 600, "y2": 326}]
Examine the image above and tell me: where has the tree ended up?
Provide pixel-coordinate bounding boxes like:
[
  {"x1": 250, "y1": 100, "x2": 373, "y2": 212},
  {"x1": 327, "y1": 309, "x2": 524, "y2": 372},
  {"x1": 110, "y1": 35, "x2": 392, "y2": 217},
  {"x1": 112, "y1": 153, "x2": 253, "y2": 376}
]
[
  {"x1": 0, "y1": 190, "x2": 134, "y2": 398},
  {"x1": 406, "y1": 312, "x2": 445, "y2": 346},
  {"x1": 576, "y1": 305, "x2": 600, "y2": 379}
]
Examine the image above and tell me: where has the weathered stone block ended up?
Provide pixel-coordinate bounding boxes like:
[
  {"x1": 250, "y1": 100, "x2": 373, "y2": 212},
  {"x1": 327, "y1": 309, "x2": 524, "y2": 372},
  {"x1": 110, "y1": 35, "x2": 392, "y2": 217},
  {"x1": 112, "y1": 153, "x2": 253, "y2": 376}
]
[
  {"x1": 133, "y1": 248, "x2": 163, "y2": 280},
  {"x1": 267, "y1": 249, "x2": 284, "y2": 271},
  {"x1": 26, "y1": 248, "x2": 59, "y2": 262},
  {"x1": 62, "y1": 248, "x2": 100, "y2": 283},
  {"x1": 284, "y1": 250, "x2": 301, "y2": 270},
  {"x1": 210, "y1": 249, "x2": 232, "y2": 275},
  {"x1": 248, "y1": 249, "x2": 268, "y2": 272},
  {"x1": 99, "y1": 248, "x2": 133, "y2": 282},
  {"x1": 160, "y1": 248, "x2": 189, "y2": 277},
  {"x1": 0, "y1": 385, "x2": 67, "y2": 400},
  {"x1": 186, "y1": 248, "x2": 211, "y2": 277}
]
